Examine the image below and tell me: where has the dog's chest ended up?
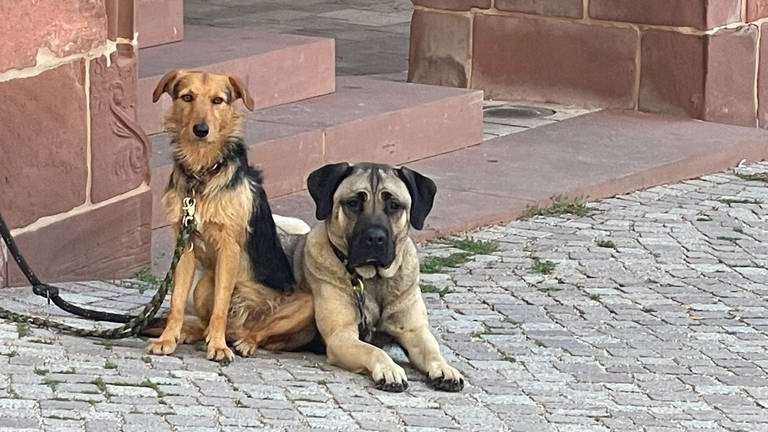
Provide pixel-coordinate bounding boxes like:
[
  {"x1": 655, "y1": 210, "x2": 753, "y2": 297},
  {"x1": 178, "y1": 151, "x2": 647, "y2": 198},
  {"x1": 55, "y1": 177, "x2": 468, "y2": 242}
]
[{"x1": 357, "y1": 279, "x2": 400, "y2": 336}]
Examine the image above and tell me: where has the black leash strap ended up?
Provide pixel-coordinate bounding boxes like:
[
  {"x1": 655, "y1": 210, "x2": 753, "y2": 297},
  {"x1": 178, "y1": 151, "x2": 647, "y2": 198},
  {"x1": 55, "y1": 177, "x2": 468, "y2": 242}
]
[
  {"x1": 0, "y1": 212, "x2": 194, "y2": 338},
  {"x1": 0, "y1": 215, "x2": 134, "y2": 323}
]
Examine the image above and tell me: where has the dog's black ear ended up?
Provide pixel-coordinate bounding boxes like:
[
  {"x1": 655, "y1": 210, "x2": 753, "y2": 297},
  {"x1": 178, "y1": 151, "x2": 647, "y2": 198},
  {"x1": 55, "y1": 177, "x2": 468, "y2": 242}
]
[
  {"x1": 396, "y1": 166, "x2": 437, "y2": 230},
  {"x1": 152, "y1": 69, "x2": 181, "y2": 103},
  {"x1": 307, "y1": 162, "x2": 354, "y2": 220}
]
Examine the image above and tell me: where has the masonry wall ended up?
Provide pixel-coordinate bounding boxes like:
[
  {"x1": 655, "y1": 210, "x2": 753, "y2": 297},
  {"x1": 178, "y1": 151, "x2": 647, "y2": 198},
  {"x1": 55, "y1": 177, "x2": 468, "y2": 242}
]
[
  {"x1": 0, "y1": 1, "x2": 151, "y2": 287},
  {"x1": 409, "y1": 0, "x2": 768, "y2": 128}
]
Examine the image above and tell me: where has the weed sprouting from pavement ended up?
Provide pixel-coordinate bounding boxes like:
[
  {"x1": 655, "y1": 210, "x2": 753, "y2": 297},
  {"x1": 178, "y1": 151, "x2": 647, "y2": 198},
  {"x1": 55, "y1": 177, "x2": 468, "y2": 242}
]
[
  {"x1": 734, "y1": 171, "x2": 768, "y2": 183},
  {"x1": 446, "y1": 237, "x2": 499, "y2": 254},
  {"x1": 16, "y1": 323, "x2": 31, "y2": 338},
  {"x1": 530, "y1": 257, "x2": 556, "y2": 275},
  {"x1": 92, "y1": 377, "x2": 107, "y2": 393},
  {"x1": 421, "y1": 252, "x2": 472, "y2": 273},
  {"x1": 595, "y1": 239, "x2": 616, "y2": 249},
  {"x1": 521, "y1": 194, "x2": 595, "y2": 219},
  {"x1": 420, "y1": 284, "x2": 455, "y2": 297}
]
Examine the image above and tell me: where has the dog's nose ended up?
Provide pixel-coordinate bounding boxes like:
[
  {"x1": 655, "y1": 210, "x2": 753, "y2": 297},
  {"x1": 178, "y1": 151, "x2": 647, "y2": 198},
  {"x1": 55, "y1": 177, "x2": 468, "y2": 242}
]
[
  {"x1": 364, "y1": 227, "x2": 388, "y2": 247},
  {"x1": 192, "y1": 122, "x2": 209, "y2": 138}
]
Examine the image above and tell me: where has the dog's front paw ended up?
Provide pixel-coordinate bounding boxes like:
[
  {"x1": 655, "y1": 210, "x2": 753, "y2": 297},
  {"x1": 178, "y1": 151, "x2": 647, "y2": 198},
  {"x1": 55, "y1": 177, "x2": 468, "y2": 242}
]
[
  {"x1": 206, "y1": 344, "x2": 235, "y2": 363},
  {"x1": 371, "y1": 362, "x2": 408, "y2": 392},
  {"x1": 233, "y1": 337, "x2": 260, "y2": 357},
  {"x1": 147, "y1": 338, "x2": 177, "y2": 355},
  {"x1": 427, "y1": 363, "x2": 464, "y2": 392}
]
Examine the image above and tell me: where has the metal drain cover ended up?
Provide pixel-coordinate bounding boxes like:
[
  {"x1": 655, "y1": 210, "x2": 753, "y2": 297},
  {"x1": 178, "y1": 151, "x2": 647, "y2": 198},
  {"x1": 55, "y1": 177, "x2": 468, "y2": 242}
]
[{"x1": 484, "y1": 105, "x2": 556, "y2": 119}]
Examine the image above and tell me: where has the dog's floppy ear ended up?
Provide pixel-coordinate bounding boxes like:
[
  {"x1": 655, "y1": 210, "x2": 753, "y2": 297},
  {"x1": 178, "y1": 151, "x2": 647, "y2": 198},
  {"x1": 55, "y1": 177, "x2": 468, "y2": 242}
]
[
  {"x1": 228, "y1": 75, "x2": 255, "y2": 111},
  {"x1": 307, "y1": 162, "x2": 353, "y2": 220},
  {"x1": 396, "y1": 166, "x2": 437, "y2": 230},
  {"x1": 152, "y1": 69, "x2": 181, "y2": 103}
]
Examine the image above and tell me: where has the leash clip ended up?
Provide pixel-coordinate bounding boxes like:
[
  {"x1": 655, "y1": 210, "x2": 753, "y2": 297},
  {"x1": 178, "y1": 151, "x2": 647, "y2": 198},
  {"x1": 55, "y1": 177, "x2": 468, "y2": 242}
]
[
  {"x1": 352, "y1": 277, "x2": 365, "y2": 293},
  {"x1": 182, "y1": 196, "x2": 196, "y2": 227}
]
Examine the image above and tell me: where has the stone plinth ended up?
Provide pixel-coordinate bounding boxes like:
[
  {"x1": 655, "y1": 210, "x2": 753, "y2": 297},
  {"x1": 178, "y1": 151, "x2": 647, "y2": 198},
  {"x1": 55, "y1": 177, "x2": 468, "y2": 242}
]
[
  {"x1": 409, "y1": 0, "x2": 763, "y2": 128},
  {"x1": 0, "y1": 0, "x2": 150, "y2": 287}
]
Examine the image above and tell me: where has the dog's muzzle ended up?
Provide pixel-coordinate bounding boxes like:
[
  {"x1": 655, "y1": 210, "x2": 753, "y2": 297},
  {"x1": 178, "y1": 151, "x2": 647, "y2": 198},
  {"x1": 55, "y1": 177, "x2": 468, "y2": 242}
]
[{"x1": 347, "y1": 224, "x2": 396, "y2": 269}]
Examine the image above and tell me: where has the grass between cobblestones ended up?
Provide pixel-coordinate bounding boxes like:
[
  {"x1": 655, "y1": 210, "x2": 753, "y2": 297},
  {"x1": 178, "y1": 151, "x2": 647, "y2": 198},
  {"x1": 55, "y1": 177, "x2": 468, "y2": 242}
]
[
  {"x1": 15, "y1": 322, "x2": 31, "y2": 338},
  {"x1": 521, "y1": 194, "x2": 595, "y2": 219},
  {"x1": 595, "y1": 239, "x2": 616, "y2": 249},
  {"x1": 530, "y1": 257, "x2": 556, "y2": 275},
  {"x1": 734, "y1": 171, "x2": 768, "y2": 182},
  {"x1": 419, "y1": 284, "x2": 454, "y2": 297},
  {"x1": 420, "y1": 237, "x2": 498, "y2": 274}
]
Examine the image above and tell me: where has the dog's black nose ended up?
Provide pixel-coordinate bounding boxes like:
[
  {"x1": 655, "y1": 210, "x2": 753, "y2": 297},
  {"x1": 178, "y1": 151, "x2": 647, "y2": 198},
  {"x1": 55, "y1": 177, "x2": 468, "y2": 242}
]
[
  {"x1": 192, "y1": 122, "x2": 209, "y2": 138},
  {"x1": 365, "y1": 227, "x2": 388, "y2": 247}
]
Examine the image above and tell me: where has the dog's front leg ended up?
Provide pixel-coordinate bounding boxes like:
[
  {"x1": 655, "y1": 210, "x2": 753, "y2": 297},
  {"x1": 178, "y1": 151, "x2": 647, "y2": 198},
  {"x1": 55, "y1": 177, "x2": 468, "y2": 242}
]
[
  {"x1": 147, "y1": 248, "x2": 196, "y2": 355},
  {"x1": 315, "y1": 285, "x2": 408, "y2": 392},
  {"x1": 206, "y1": 232, "x2": 239, "y2": 362},
  {"x1": 385, "y1": 296, "x2": 464, "y2": 392}
]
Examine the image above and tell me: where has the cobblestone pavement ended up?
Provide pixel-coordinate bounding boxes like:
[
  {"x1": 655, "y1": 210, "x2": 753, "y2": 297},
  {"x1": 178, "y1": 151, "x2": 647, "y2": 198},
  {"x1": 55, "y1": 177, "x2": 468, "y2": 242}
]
[{"x1": 3, "y1": 163, "x2": 768, "y2": 431}]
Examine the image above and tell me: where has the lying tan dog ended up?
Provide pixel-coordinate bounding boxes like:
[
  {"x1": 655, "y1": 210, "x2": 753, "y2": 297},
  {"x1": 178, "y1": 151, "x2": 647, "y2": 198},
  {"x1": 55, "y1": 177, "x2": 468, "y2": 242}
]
[
  {"x1": 145, "y1": 69, "x2": 315, "y2": 362},
  {"x1": 292, "y1": 162, "x2": 464, "y2": 392}
]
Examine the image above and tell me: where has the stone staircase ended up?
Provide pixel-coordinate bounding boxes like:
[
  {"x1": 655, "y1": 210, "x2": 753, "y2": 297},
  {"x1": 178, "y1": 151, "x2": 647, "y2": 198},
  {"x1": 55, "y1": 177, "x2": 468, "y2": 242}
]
[{"x1": 136, "y1": 1, "x2": 483, "y2": 269}]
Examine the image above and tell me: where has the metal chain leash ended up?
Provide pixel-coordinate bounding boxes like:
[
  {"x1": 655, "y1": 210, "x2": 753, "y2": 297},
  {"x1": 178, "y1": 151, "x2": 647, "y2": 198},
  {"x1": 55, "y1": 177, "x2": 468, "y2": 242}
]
[{"x1": 0, "y1": 200, "x2": 197, "y2": 339}]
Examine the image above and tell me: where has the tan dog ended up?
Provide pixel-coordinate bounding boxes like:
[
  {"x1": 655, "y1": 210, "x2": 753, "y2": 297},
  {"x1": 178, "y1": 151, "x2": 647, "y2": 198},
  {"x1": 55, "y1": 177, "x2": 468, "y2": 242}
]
[
  {"x1": 293, "y1": 162, "x2": 464, "y2": 392},
  {"x1": 145, "y1": 69, "x2": 315, "y2": 362}
]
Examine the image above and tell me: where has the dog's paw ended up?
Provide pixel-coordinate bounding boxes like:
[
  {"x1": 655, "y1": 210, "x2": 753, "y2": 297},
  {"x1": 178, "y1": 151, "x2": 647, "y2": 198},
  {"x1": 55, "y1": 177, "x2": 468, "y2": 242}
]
[
  {"x1": 207, "y1": 345, "x2": 235, "y2": 363},
  {"x1": 427, "y1": 363, "x2": 464, "y2": 392},
  {"x1": 233, "y1": 338, "x2": 259, "y2": 357},
  {"x1": 371, "y1": 362, "x2": 408, "y2": 392},
  {"x1": 375, "y1": 378, "x2": 409, "y2": 393},
  {"x1": 147, "y1": 338, "x2": 177, "y2": 355},
  {"x1": 206, "y1": 343, "x2": 235, "y2": 363}
]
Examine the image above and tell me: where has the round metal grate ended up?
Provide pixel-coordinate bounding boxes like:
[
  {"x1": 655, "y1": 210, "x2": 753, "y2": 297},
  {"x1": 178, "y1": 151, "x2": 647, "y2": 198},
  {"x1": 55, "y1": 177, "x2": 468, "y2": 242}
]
[{"x1": 484, "y1": 105, "x2": 556, "y2": 119}]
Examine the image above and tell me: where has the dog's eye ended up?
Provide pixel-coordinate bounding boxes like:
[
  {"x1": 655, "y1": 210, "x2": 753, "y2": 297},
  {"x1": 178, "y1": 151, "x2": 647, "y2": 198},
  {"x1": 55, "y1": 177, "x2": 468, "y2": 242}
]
[
  {"x1": 344, "y1": 197, "x2": 363, "y2": 213},
  {"x1": 180, "y1": 94, "x2": 194, "y2": 102},
  {"x1": 212, "y1": 97, "x2": 224, "y2": 105},
  {"x1": 386, "y1": 199, "x2": 402, "y2": 213}
]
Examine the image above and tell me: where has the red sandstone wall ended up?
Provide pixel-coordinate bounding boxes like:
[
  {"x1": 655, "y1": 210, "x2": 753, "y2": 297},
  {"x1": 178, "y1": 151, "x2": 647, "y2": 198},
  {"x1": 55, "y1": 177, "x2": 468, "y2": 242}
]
[
  {"x1": 409, "y1": 0, "x2": 768, "y2": 128},
  {"x1": 0, "y1": 0, "x2": 151, "y2": 287}
]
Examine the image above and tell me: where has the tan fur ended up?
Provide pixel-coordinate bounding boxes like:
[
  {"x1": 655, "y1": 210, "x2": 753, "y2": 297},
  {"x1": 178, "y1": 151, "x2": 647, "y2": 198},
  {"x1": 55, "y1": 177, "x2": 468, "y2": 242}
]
[
  {"x1": 296, "y1": 164, "x2": 464, "y2": 391},
  {"x1": 146, "y1": 70, "x2": 315, "y2": 362}
]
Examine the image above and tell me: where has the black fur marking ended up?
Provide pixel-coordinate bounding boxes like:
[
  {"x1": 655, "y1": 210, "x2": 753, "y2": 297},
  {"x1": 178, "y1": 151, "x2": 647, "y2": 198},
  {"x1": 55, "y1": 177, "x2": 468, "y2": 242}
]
[
  {"x1": 246, "y1": 177, "x2": 295, "y2": 292},
  {"x1": 395, "y1": 166, "x2": 437, "y2": 230},
  {"x1": 171, "y1": 80, "x2": 181, "y2": 99},
  {"x1": 428, "y1": 376, "x2": 464, "y2": 392},
  {"x1": 307, "y1": 162, "x2": 354, "y2": 220},
  {"x1": 375, "y1": 378, "x2": 408, "y2": 393},
  {"x1": 220, "y1": 138, "x2": 250, "y2": 190}
]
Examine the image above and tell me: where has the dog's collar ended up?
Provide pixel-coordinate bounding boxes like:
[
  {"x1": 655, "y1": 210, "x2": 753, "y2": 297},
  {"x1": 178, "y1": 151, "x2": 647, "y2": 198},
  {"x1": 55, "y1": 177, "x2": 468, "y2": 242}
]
[
  {"x1": 178, "y1": 159, "x2": 227, "y2": 194},
  {"x1": 330, "y1": 241, "x2": 371, "y2": 340}
]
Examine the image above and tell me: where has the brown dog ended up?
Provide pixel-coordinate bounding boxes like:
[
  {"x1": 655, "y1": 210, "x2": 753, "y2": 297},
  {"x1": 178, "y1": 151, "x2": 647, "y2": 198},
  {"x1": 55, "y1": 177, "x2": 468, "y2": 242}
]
[
  {"x1": 292, "y1": 162, "x2": 464, "y2": 392},
  {"x1": 146, "y1": 70, "x2": 315, "y2": 362}
]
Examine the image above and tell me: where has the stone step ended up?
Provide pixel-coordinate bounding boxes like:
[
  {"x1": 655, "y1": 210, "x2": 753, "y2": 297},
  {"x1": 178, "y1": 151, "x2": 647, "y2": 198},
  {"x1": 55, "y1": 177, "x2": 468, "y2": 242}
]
[
  {"x1": 152, "y1": 109, "x2": 768, "y2": 274},
  {"x1": 272, "y1": 109, "x2": 768, "y2": 239},
  {"x1": 148, "y1": 76, "x2": 484, "y2": 229},
  {"x1": 137, "y1": 25, "x2": 336, "y2": 135},
  {"x1": 151, "y1": 109, "x2": 768, "y2": 274},
  {"x1": 136, "y1": 0, "x2": 184, "y2": 48}
]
